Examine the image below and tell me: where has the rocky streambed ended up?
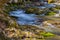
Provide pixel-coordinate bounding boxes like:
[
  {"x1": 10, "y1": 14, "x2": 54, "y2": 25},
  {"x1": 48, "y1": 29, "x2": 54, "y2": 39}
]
[
  {"x1": 0, "y1": 0, "x2": 60, "y2": 40},
  {"x1": 9, "y1": 10, "x2": 60, "y2": 36}
]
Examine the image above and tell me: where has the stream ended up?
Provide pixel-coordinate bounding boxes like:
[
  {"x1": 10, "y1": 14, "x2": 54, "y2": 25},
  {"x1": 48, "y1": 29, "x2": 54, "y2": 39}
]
[
  {"x1": 9, "y1": 10, "x2": 60, "y2": 35},
  {"x1": 9, "y1": 10, "x2": 53, "y2": 26},
  {"x1": 9, "y1": 10, "x2": 38, "y2": 25}
]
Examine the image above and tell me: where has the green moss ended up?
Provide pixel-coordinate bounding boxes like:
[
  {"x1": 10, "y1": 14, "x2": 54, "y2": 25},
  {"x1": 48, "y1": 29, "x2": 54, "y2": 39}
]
[
  {"x1": 45, "y1": 11, "x2": 56, "y2": 16},
  {"x1": 41, "y1": 32, "x2": 54, "y2": 37}
]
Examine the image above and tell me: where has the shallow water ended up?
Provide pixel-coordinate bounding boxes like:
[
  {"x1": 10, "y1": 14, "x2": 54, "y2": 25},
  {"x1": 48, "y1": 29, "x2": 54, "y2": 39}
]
[
  {"x1": 9, "y1": 9, "x2": 60, "y2": 36},
  {"x1": 9, "y1": 10, "x2": 55, "y2": 26},
  {"x1": 10, "y1": 10, "x2": 38, "y2": 25}
]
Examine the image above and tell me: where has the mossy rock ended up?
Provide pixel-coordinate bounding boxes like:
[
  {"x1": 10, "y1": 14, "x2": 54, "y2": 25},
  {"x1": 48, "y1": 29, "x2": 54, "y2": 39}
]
[
  {"x1": 20, "y1": 5, "x2": 26, "y2": 9},
  {"x1": 25, "y1": 7, "x2": 45, "y2": 15},
  {"x1": 45, "y1": 11, "x2": 56, "y2": 16},
  {"x1": 35, "y1": 10, "x2": 43, "y2": 15},
  {"x1": 25, "y1": 8, "x2": 35, "y2": 13},
  {"x1": 55, "y1": 5, "x2": 60, "y2": 9},
  {"x1": 41, "y1": 32, "x2": 54, "y2": 37}
]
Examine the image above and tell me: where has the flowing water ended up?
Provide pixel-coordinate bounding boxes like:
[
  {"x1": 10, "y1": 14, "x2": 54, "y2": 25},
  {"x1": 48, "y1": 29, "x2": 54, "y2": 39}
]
[
  {"x1": 9, "y1": 10, "x2": 60, "y2": 36},
  {"x1": 10, "y1": 10, "x2": 38, "y2": 25},
  {"x1": 9, "y1": 10, "x2": 55, "y2": 27}
]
